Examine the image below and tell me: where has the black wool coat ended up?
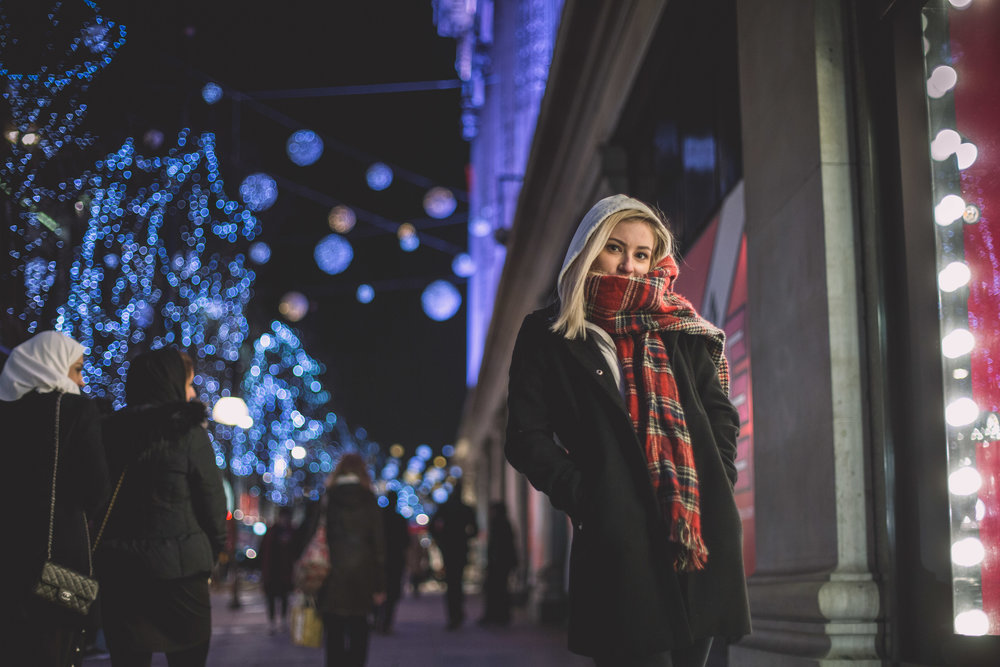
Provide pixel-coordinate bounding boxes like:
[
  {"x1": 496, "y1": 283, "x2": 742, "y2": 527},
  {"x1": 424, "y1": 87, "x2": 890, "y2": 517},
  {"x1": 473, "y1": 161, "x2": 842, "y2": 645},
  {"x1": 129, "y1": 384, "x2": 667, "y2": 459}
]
[
  {"x1": 505, "y1": 307, "x2": 751, "y2": 658},
  {"x1": 319, "y1": 482, "x2": 386, "y2": 616},
  {"x1": 96, "y1": 401, "x2": 227, "y2": 581},
  {"x1": 2, "y1": 392, "x2": 110, "y2": 623}
]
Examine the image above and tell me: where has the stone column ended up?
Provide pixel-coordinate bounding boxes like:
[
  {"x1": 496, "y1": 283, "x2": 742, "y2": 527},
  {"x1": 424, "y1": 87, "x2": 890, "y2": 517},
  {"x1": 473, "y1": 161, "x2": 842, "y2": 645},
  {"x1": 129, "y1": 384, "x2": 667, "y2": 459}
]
[{"x1": 732, "y1": 1, "x2": 880, "y2": 663}]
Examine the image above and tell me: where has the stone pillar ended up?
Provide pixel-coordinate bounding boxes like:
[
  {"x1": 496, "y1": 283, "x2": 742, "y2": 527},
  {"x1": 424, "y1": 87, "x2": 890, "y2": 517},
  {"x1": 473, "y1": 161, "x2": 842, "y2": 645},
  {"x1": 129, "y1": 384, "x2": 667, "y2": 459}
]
[{"x1": 732, "y1": 1, "x2": 880, "y2": 663}]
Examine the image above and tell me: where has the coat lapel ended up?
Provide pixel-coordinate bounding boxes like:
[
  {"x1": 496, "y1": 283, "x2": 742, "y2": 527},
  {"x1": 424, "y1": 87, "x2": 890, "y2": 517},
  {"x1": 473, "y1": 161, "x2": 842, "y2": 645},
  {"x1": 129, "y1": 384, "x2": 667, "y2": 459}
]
[{"x1": 563, "y1": 335, "x2": 629, "y2": 416}]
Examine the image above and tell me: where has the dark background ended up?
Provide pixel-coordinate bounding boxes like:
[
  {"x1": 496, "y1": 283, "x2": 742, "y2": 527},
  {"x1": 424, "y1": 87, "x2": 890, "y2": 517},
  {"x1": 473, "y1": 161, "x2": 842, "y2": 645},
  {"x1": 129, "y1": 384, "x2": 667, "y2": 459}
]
[{"x1": 3, "y1": 0, "x2": 471, "y2": 450}]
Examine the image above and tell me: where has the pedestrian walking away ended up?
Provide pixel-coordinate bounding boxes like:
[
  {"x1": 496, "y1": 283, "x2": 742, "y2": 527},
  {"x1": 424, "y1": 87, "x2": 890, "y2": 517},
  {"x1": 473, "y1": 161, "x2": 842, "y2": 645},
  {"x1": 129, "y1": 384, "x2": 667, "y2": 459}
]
[
  {"x1": 505, "y1": 195, "x2": 751, "y2": 666},
  {"x1": 259, "y1": 506, "x2": 297, "y2": 634},
  {"x1": 428, "y1": 478, "x2": 478, "y2": 630},
  {"x1": 480, "y1": 501, "x2": 517, "y2": 627},
  {"x1": 0, "y1": 331, "x2": 111, "y2": 667},
  {"x1": 318, "y1": 453, "x2": 386, "y2": 667},
  {"x1": 95, "y1": 348, "x2": 227, "y2": 667},
  {"x1": 374, "y1": 489, "x2": 410, "y2": 634}
]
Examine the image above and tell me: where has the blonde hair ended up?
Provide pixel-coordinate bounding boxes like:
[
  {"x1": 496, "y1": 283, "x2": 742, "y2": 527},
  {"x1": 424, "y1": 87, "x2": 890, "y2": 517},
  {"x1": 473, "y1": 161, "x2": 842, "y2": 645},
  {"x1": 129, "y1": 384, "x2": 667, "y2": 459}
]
[{"x1": 551, "y1": 208, "x2": 674, "y2": 340}]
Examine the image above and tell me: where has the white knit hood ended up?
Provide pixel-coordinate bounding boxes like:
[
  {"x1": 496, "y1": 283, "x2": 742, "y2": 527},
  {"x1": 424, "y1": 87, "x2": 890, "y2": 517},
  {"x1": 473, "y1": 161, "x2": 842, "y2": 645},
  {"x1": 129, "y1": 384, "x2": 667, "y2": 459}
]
[
  {"x1": 557, "y1": 194, "x2": 659, "y2": 291},
  {"x1": 0, "y1": 330, "x2": 84, "y2": 401}
]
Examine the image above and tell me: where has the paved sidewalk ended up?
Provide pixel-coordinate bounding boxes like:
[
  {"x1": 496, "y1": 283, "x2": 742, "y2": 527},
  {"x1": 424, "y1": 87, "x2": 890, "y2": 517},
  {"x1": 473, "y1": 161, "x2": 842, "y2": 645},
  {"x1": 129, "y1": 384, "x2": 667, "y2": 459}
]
[{"x1": 83, "y1": 582, "x2": 591, "y2": 666}]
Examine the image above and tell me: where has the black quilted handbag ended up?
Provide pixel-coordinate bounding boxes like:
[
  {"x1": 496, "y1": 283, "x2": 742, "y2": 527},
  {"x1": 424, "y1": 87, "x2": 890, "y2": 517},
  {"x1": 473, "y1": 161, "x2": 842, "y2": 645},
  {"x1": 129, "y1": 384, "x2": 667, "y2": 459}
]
[{"x1": 32, "y1": 393, "x2": 124, "y2": 615}]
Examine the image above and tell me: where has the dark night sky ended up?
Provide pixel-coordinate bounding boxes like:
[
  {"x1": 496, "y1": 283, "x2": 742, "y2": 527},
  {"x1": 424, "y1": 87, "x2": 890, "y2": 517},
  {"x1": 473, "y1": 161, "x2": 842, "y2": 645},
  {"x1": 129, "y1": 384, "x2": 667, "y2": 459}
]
[{"x1": 17, "y1": 0, "x2": 472, "y2": 449}]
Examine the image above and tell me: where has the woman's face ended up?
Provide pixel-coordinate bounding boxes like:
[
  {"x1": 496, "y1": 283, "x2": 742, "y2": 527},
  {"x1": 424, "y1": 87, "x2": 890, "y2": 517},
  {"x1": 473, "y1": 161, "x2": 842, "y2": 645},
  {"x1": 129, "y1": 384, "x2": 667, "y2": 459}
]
[
  {"x1": 589, "y1": 218, "x2": 655, "y2": 277},
  {"x1": 185, "y1": 371, "x2": 196, "y2": 401},
  {"x1": 67, "y1": 355, "x2": 85, "y2": 388}
]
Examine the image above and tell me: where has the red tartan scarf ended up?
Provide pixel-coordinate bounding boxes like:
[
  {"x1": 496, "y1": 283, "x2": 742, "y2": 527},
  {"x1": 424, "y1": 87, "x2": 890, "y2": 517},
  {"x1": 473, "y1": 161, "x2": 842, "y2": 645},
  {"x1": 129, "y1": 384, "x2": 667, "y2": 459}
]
[{"x1": 584, "y1": 256, "x2": 729, "y2": 572}]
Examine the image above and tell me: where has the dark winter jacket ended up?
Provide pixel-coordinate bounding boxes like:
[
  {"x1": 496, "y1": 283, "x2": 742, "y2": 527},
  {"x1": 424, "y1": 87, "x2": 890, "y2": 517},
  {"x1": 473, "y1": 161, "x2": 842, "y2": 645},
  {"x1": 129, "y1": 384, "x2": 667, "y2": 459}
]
[
  {"x1": 505, "y1": 306, "x2": 751, "y2": 657},
  {"x1": 319, "y1": 481, "x2": 386, "y2": 616},
  {"x1": 2, "y1": 392, "x2": 109, "y2": 622},
  {"x1": 96, "y1": 401, "x2": 227, "y2": 581}
]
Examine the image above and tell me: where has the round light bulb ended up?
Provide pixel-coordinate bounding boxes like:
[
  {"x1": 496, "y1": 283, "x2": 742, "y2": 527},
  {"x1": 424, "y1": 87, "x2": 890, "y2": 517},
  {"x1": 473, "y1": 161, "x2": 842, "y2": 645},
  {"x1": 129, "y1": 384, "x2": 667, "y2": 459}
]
[
  {"x1": 930, "y1": 129, "x2": 961, "y2": 161},
  {"x1": 955, "y1": 609, "x2": 989, "y2": 636},
  {"x1": 955, "y1": 142, "x2": 978, "y2": 170},
  {"x1": 945, "y1": 397, "x2": 979, "y2": 427},
  {"x1": 942, "y1": 328, "x2": 975, "y2": 358},
  {"x1": 938, "y1": 261, "x2": 971, "y2": 292},
  {"x1": 935, "y1": 194, "x2": 966, "y2": 225},
  {"x1": 927, "y1": 66, "x2": 958, "y2": 99},
  {"x1": 291, "y1": 446, "x2": 307, "y2": 460},
  {"x1": 948, "y1": 466, "x2": 982, "y2": 495},
  {"x1": 951, "y1": 537, "x2": 985, "y2": 567}
]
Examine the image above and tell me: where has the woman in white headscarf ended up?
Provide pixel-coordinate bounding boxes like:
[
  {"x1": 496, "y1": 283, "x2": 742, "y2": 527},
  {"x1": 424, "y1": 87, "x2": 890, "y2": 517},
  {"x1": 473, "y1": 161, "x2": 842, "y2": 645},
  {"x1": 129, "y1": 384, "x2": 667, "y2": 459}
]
[{"x1": 0, "y1": 331, "x2": 110, "y2": 667}]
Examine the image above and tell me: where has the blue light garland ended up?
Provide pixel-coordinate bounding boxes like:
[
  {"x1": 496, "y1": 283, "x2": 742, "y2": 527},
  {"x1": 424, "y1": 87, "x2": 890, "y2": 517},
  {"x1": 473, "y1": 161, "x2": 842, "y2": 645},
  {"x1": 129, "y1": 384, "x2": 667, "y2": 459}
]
[{"x1": 55, "y1": 130, "x2": 259, "y2": 409}]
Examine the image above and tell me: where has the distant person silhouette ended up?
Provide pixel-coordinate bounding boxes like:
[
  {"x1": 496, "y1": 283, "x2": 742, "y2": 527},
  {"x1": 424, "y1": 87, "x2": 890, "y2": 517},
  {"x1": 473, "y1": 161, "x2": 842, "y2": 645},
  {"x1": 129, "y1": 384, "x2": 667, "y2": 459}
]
[
  {"x1": 374, "y1": 490, "x2": 409, "y2": 634},
  {"x1": 259, "y1": 507, "x2": 296, "y2": 633},
  {"x1": 480, "y1": 501, "x2": 517, "y2": 626},
  {"x1": 429, "y1": 480, "x2": 478, "y2": 630}
]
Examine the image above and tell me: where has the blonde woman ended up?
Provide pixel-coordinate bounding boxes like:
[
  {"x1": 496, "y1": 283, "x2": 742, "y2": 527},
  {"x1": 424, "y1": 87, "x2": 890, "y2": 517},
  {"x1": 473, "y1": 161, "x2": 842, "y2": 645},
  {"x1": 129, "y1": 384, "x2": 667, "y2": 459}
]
[{"x1": 505, "y1": 195, "x2": 750, "y2": 666}]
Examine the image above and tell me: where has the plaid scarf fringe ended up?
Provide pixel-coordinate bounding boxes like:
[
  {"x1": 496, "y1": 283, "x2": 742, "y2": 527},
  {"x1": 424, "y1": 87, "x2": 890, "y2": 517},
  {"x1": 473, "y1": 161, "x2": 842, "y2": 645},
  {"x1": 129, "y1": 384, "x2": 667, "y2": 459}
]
[{"x1": 585, "y1": 257, "x2": 727, "y2": 573}]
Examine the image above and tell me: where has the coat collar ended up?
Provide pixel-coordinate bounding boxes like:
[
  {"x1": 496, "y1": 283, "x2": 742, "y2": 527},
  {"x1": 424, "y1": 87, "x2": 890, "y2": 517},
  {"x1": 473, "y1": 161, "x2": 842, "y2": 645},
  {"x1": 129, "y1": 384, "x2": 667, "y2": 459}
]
[{"x1": 563, "y1": 333, "x2": 629, "y2": 415}]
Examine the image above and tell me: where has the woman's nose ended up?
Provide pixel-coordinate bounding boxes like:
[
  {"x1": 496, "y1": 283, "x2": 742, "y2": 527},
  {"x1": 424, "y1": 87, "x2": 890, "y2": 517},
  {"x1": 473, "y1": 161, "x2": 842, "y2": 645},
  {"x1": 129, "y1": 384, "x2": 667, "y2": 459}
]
[{"x1": 618, "y1": 257, "x2": 635, "y2": 275}]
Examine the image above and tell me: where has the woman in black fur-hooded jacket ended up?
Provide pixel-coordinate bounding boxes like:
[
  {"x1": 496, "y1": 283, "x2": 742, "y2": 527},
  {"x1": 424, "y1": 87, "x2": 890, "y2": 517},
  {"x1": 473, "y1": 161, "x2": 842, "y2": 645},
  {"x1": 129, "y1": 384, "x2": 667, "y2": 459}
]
[{"x1": 96, "y1": 348, "x2": 227, "y2": 667}]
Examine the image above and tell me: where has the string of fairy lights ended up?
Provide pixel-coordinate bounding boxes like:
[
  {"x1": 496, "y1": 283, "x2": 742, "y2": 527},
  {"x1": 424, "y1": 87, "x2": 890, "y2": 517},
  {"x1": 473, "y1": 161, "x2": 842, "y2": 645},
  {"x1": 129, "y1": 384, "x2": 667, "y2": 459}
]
[{"x1": 2, "y1": 1, "x2": 464, "y2": 509}]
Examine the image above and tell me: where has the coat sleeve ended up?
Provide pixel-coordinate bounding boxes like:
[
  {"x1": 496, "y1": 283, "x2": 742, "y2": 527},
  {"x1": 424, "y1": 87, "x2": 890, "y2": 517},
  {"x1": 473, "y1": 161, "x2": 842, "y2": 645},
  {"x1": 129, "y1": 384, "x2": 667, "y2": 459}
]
[
  {"x1": 686, "y1": 336, "x2": 741, "y2": 488},
  {"x1": 505, "y1": 315, "x2": 583, "y2": 519},
  {"x1": 187, "y1": 427, "x2": 228, "y2": 557}
]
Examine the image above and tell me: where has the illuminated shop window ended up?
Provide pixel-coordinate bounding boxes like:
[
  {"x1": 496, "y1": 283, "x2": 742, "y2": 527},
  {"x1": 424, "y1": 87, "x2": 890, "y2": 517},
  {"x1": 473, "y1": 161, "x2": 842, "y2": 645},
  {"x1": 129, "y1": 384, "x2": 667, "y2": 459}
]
[{"x1": 922, "y1": 0, "x2": 1000, "y2": 637}]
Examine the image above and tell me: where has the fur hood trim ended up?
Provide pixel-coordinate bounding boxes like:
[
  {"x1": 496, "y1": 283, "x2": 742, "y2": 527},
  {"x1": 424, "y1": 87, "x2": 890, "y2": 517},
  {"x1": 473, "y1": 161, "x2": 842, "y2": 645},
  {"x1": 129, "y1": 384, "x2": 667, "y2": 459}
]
[{"x1": 105, "y1": 401, "x2": 208, "y2": 451}]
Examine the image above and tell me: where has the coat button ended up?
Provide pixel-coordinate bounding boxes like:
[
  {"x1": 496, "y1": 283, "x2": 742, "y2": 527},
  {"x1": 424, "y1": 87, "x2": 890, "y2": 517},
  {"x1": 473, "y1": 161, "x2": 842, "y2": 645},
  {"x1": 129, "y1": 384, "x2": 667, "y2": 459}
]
[{"x1": 596, "y1": 369, "x2": 603, "y2": 375}]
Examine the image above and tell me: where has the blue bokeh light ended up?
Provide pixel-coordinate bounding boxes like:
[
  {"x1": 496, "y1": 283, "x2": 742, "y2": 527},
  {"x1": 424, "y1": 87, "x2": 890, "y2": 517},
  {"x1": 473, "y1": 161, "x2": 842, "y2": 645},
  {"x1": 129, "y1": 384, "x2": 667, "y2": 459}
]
[
  {"x1": 423, "y1": 187, "x2": 457, "y2": 219},
  {"x1": 400, "y1": 234, "x2": 419, "y2": 252},
  {"x1": 366, "y1": 162, "x2": 393, "y2": 191},
  {"x1": 314, "y1": 234, "x2": 353, "y2": 275},
  {"x1": 286, "y1": 130, "x2": 324, "y2": 167},
  {"x1": 421, "y1": 280, "x2": 462, "y2": 322},
  {"x1": 451, "y1": 253, "x2": 476, "y2": 278},
  {"x1": 239, "y1": 173, "x2": 278, "y2": 212},
  {"x1": 82, "y1": 24, "x2": 110, "y2": 53},
  {"x1": 356, "y1": 284, "x2": 375, "y2": 304},
  {"x1": 249, "y1": 241, "x2": 271, "y2": 265},
  {"x1": 469, "y1": 217, "x2": 491, "y2": 238},
  {"x1": 416, "y1": 445, "x2": 433, "y2": 460},
  {"x1": 201, "y1": 82, "x2": 223, "y2": 105}
]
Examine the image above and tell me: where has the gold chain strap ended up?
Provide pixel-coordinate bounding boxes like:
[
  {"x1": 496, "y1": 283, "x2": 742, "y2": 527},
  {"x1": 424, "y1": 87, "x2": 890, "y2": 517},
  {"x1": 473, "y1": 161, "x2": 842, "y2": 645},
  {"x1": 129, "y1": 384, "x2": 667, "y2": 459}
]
[{"x1": 92, "y1": 466, "x2": 128, "y2": 555}]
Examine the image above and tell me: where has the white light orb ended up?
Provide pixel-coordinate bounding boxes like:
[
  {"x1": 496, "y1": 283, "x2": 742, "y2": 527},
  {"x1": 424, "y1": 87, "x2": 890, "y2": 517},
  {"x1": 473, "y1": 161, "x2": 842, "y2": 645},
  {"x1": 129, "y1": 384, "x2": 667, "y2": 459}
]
[
  {"x1": 930, "y1": 129, "x2": 961, "y2": 161},
  {"x1": 240, "y1": 173, "x2": 278, "y2": 212},
  {"x1": 366, "y1": 162, "x2": 393, "y2": 191},
  {"x1": 951, "y1": 537, "x2": 985, "y2": 567},
  {"x1": 291, "y1": 446, "x2": 307, "y2": 460},
  {"x1": 976, "y1": 499, "x2": 986, "y2": 521},
  {"x1": 942, "y1": 329, "x2": 975, "y2": 358},
  {"x1": 356, "y1": 284, "x2": 375, "y2": 304},
  {"x1": 938, "y1": 261, "x2": 971, "y2": 292},
  {"x1": 245, "y1": 548, "x2": 258, "y2": 559},
  {"x1": 955, "y1": 142, "x2": 978, "y2": 170},
  {"x1": 415, "y1": 513, "x2": 430, "y2": 526},
  {"x1": 955, "y1": 609, "x2": 989, "y2": 636},
  {"x1": 949, "y1": 466, "x2": 982, "y2": 495},
  {"x1": 248, "y1": 241, "x2": 271, "y2": 265},
  {"x1": 253, "y1": 522, "x2": 267, "y2": 536},
  {"x1": 328, "y1": 206, "x2": 356, "y2": 233},
  {"x1": 279, "y1": 291, "x2": 309, "y2": 322},
  {"x1": 927, "y1": 65, "x2": 958, "y2": 99},
  {"x1": 949, "y1": 0, "x2": 973, "y2": 9},
  {"x1": 286, "y1": 130, "x2": 324, "y2": 166},
  {"x1": 423, "y1": 187, "x2": 457, "y2": 219},
  {"x1": 213, "y1": 396, "x2": 250, "y2": 426},
  {"x1": 935, "y1": 194, "x2": 966, "y2": 225},
  {"x1": 421, "y1": 280, "x2": 462, "y2": 321},
  {"x1": 954, "y1": 368, "x2": 970, "y2": 380},
  {"x1": 201, "y1": 82, "x2": 223, "y2": 105},
  {"x1": 236, "y1": 415, "x2": 254, "y2": 429},
  {"x1": 946, "y1": 397, "x2": 979, "y2": 427},
  {"x1": 451, "y1": 253, "x2": 476, "y2": 278},
  {"x1": 469, "y1": 217, "x2": 491, "y2": 238}
]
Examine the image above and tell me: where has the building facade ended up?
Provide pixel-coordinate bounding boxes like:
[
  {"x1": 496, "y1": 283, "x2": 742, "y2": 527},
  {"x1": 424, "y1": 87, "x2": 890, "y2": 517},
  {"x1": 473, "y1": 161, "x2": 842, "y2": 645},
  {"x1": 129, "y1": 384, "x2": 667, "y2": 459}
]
[{"x1": 449, "y1": 0, "x2": 1000, "y2": 663}]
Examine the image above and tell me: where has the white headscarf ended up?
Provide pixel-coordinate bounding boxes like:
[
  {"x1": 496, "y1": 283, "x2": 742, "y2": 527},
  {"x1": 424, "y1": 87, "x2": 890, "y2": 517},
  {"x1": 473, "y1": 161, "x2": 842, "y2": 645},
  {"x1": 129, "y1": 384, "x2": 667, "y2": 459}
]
[
  {"x1": 0, "y1": 331, "x2": 85, "y2": 401},
  {"x1": 557, "y1": 194, "x2": 659, "y2": 290}
]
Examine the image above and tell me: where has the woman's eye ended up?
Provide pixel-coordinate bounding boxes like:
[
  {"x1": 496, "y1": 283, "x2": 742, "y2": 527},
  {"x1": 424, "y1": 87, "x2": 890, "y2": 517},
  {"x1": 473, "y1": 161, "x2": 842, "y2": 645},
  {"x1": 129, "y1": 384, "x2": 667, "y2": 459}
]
[
  {"x1": 636, "y1": 253, "x2": 649, "y2": 261},
  {"x1": 606, "y1": 243, "x2": 622, "y2": 253}
]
